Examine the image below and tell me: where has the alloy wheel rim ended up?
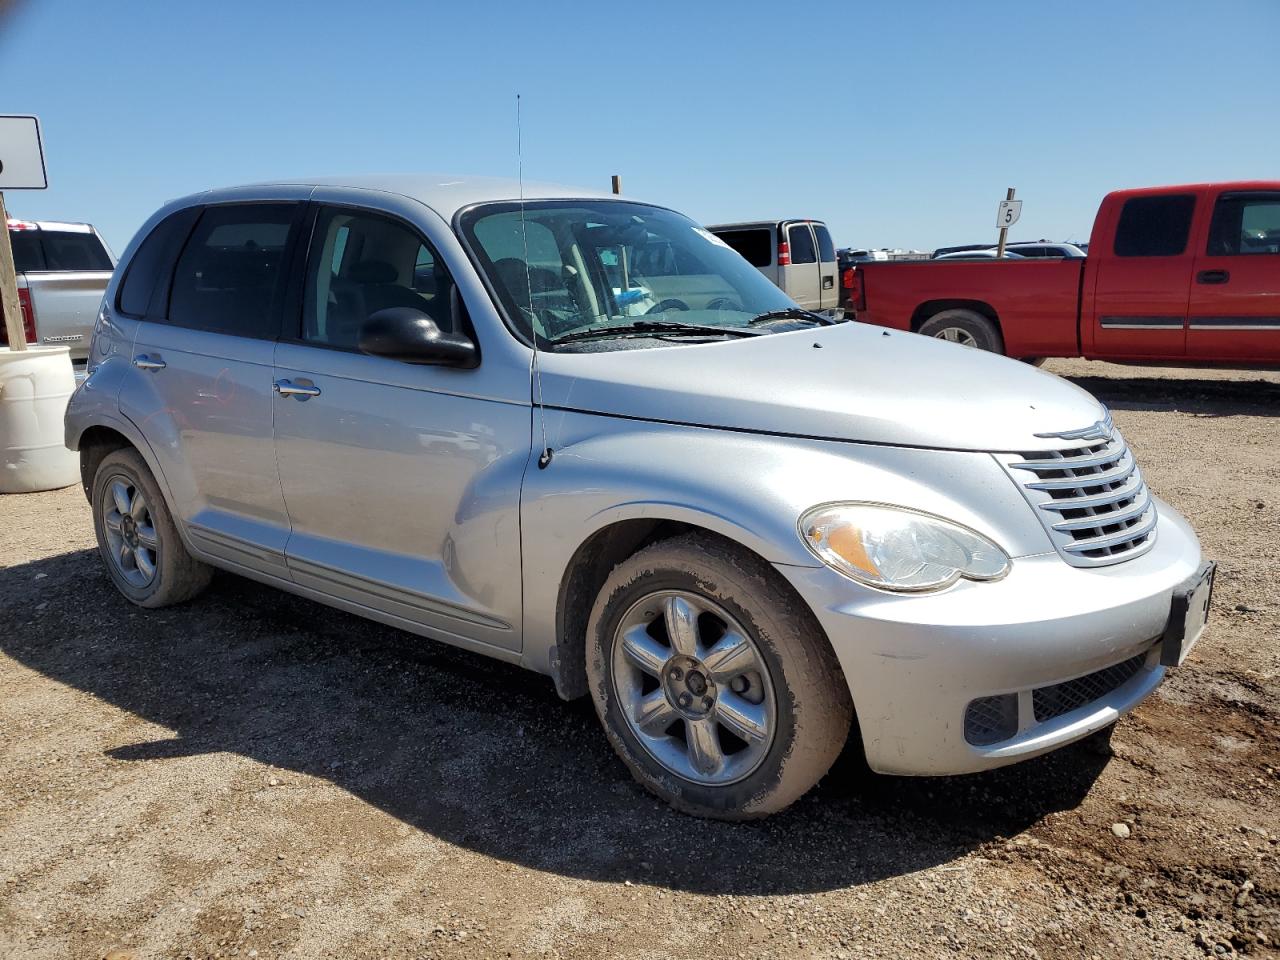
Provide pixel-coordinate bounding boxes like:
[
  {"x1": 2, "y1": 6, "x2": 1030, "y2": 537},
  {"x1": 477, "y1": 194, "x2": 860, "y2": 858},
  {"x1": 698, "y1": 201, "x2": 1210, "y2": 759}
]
[
  {"x1": 935, "y1": 326, "x2": 978, "y2": 347},
  {"x1": 101, "y1": 474, "x2": 160, "y2": 588},
  {"x1": 612, "y1": 590, "x2": 777, "y2": 786}
]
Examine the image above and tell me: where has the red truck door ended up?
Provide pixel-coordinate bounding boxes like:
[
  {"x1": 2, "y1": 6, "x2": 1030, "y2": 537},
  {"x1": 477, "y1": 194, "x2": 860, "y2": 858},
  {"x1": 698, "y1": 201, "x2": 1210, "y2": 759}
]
[
  {"x1": 1187, "y1": 189, "x2": 1280, "y2": 363},
  {"x1": 1089, "y1": 193, "x2": 1198, "y2": 361}
]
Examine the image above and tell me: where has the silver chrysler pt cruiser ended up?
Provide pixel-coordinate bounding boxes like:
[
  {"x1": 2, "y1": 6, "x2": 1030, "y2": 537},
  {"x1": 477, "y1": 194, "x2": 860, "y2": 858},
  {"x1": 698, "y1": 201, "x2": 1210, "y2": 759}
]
[{"x1": 66, "y1": 175, "x2": 1213, "y2": 820}]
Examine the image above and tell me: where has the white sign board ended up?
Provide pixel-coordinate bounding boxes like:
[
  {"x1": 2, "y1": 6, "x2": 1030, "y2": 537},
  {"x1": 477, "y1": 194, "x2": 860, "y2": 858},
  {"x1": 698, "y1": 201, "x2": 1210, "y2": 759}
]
[
  {"x1": 0, "y1": 116, "x2": 48, "y2": 190},
  {"x1": 996, "y1": 199, "x2": 1022, "y2": 229}
]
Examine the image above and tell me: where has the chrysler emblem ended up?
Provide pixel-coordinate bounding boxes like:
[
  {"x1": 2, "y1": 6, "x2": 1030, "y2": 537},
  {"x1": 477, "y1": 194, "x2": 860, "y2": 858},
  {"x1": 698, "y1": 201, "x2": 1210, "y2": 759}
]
[{"x1": 1035, "y1": 413, "x2": 1114, "y2": 442}]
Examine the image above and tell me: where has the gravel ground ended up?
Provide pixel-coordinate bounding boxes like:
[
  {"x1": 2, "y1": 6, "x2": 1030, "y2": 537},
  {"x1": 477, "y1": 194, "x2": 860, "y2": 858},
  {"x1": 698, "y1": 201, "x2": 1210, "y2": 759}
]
[{"x1": 1, "y1": 358, "x2": 1277, "y2": 959}]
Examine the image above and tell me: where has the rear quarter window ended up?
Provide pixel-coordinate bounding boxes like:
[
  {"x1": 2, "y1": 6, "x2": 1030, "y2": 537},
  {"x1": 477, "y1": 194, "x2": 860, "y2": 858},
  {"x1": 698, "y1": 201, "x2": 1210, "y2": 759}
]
[
  {"x1": 117, "y1": 207, "x2": 201, "y2": 318},
  {"x1": 1113, "y1": 195, "x2": 1196, "y2": 257},
  {"x1": 713, "y1": 228, "x2": 772, "y2": 267}
]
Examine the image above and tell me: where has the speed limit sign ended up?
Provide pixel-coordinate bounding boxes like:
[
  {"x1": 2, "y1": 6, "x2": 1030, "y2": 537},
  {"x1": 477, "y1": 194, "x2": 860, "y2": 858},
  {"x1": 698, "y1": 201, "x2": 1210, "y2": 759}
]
[{"x1": 996, "y1": 199, "x2": 1022, "y2": 229}]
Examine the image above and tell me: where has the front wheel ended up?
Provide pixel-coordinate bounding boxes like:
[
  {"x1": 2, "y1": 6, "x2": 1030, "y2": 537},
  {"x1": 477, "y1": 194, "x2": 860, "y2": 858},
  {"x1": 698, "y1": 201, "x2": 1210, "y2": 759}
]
[
  {"x1": 586, "y1": 534, "x2": 852, "y2": 820},
  {"x1": 917, "y1": 308, "x2": 1003, "y2": 353}
]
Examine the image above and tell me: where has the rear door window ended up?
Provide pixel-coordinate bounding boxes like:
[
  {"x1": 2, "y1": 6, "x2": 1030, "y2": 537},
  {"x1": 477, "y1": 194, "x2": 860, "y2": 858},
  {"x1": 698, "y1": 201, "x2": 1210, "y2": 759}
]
[
  {"x1": 814, "y1": 224, "x2": 836, "y2": 263},
  {"x1": 787, "y1": 223, "x2": 817, "y2": 264},
  {"x1": 713, "y1": 228, "x2": 772, "y2": 267},
  {"x1": 117, "y1": 208, "x2": 201, "y2": 318},
  {"x1": 168, "y1": 203, "x2": 300, "y2": 338},
  {"x1": 1207, "y1": 193, "x2": 1280, "y2": 256},
  {"x1": 1113, "y1": 195, "x2": 1196, "y2": 257}
]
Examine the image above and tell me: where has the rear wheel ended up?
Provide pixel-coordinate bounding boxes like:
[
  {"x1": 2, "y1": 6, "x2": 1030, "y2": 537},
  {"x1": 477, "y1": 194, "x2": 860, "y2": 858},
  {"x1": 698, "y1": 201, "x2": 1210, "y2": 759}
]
[
  {"x1": 91, "y1": 448, "x2": 212, "y2": 608},
  {"x1": 586, "y1": 534, "x2": 852, "y2": 820},
  {"x1": 917, "y1": 308, "x2": 1003, "y2": 353}
]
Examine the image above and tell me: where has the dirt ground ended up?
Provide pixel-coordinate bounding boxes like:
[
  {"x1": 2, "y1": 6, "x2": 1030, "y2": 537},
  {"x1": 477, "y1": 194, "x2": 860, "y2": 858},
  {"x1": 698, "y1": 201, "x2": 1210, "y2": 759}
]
[{"x1": 1, "y1": 358, "x2": 1277, "y2": 960}]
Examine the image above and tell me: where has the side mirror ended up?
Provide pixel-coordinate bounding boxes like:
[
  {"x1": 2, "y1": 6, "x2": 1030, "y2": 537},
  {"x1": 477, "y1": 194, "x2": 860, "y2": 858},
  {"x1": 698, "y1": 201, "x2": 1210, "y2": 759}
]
[{"x1": 358, "y1": 307, "x2": 478, "y2": 368}]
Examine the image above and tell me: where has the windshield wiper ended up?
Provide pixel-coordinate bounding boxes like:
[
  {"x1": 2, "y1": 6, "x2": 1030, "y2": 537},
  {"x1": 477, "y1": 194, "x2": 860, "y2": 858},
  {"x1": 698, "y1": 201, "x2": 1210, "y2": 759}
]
[
  {"x1": 747, "y1": 308, "x2": 835, "y2": 326},
  {"x1": 550, "y1": 320, "x2": 763, "y2": 345}
]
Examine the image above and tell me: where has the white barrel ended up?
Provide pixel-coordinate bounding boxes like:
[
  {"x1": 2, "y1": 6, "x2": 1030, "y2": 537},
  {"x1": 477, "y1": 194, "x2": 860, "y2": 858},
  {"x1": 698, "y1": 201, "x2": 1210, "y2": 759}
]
[{"x1": 0, "y1": 345, "x2": 80, "y2": 493}]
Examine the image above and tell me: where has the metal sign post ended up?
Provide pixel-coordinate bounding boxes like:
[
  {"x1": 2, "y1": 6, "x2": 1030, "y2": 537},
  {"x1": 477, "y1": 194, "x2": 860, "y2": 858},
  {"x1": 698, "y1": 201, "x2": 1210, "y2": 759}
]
[
  {"x1": 0, "y1": 115, "x2": 49, "y2": 351},
  {"x1": 995, "y1": 187, "x2": 1020, "y2": 259}
]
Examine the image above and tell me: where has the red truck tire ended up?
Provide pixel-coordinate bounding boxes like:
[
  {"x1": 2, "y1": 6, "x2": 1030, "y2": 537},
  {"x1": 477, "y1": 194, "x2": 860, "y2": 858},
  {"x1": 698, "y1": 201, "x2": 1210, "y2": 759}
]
[{"x1": 917, "y1": 309, "x2": 1004, "y2": 354}]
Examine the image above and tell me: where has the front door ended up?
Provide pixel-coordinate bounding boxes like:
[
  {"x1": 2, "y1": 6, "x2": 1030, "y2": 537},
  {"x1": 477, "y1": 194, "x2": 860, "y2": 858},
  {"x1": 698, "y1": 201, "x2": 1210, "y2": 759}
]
[
  {"x1": 781, "y1": 221, "x2": 821, "y2": 311},
  {"x1": 1089, "y1": 193, "x2": 1198, "y2": 361},
  {"x1": 119, "y1": 200, "x2": 304, "y2": 576},
  {"x1": 1187, "y1": 189, "x2": 1280, "y2": 363},
  {"x1": 272, "y1": 202, "x2": 529, "y2": 654}
]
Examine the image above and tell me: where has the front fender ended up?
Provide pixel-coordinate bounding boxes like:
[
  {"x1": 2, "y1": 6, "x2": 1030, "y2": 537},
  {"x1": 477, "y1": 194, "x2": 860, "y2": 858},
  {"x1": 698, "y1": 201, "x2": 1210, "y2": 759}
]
[{"x1": 518, "y1": 408, "x2": 1051, "y2": 689}]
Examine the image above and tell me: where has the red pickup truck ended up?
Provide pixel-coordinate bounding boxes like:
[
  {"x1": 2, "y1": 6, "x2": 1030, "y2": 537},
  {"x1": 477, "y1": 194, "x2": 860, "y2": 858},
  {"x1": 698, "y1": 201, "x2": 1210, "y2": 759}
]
[{"x1": 846, "y1": 182, "x2": 1280, "y2": 366}]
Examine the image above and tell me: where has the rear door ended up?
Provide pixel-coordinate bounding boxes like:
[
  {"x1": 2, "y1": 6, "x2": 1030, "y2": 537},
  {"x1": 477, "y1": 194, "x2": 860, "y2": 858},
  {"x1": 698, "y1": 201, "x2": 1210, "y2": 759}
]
[
  {"x1": 813, "y1": 222, "x2": 839, "y2": 311},
  {"x1": 781, "y1": 221, "x2": 821, "y2": 310},
  {"x1": 1187, "y1": 189, "x2": 1280, "y2": 363},
  {"x1": 1089, "y1": 193, "x2": 1198, "y2": 361},
  {"x1": 118, "y1": 199, "x2": 305, "y2": 577}
]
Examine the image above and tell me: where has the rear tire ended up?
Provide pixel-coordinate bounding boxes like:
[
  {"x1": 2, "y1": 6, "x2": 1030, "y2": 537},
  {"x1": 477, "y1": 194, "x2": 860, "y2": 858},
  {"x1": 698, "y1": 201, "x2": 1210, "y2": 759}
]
[
  {"x1": 917, "y1": 308, "x2": 1004, "y2": 354},
  {"x1": 586, "y1": 533, "x2": 852, "y2": 820},
  {"x1": 91, "y1": 448, "x2": 212, "y2": 608}
]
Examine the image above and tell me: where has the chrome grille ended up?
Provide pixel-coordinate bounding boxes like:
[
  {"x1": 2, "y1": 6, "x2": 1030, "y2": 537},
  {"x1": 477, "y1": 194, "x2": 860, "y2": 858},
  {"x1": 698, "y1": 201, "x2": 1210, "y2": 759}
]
[
  {"x1": 997, "y1": 423, "x2": 1157, "y2": 567},
  {"x1": 1032, "y1": 650, "x2": 1150, "y2": 722}
]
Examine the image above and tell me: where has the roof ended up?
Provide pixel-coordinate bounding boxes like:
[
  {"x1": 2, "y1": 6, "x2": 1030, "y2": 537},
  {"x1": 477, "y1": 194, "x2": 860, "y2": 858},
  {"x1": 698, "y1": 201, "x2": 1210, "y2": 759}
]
[
  {"x1": 705, "y1": 219, "x2": 827, "y2": 231},
  {"x1": 1103, "y1": 180, "x2": 1280, "y2": 199},
  {"x1": 202, "y1": 173, "x2": 619, "y2": 220}
]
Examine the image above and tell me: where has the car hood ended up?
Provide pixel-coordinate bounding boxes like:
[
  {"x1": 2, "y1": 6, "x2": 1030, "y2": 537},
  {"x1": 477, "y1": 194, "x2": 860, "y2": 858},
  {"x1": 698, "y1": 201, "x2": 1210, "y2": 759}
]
[{"x1": 536, "y1": 322, "x2": 1107, "y2": 452}]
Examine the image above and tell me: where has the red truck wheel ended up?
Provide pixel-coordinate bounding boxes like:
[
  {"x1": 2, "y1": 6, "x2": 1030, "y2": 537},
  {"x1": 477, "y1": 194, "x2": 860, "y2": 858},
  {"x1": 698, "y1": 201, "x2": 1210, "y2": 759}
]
[{"x1": 917, "y1": 309, "x2": 1004, "y2": 354}]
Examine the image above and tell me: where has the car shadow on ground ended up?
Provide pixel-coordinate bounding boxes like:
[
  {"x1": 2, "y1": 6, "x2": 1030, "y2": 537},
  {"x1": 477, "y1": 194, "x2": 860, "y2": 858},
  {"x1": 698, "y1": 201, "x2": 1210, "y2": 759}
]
[
  {"x1": 1061, "y1": 372, "x2": 1280, "y2": 416},
  {"x1": 1, "y1": 548, "x2": 1113, "y2": 896}
]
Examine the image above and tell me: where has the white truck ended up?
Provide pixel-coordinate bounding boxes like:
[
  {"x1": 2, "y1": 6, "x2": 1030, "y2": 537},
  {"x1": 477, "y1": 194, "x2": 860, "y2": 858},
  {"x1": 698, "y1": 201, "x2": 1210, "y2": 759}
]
[{"x1": 3, "y1": 217, "x2": 115, "y2": 374}]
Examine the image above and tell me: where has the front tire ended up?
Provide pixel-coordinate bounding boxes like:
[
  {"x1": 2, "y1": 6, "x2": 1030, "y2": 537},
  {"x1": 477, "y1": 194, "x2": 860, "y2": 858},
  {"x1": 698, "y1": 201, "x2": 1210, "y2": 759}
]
[
  {"x1": 917, "y1": 308, "x2": 1004, "y2": 353},
  {"x1": 586, "y1": 534, "x2": 852, "y2": 820},
  {"x1": 91, "y1": 448, "x2": 212, "y2": 608}
]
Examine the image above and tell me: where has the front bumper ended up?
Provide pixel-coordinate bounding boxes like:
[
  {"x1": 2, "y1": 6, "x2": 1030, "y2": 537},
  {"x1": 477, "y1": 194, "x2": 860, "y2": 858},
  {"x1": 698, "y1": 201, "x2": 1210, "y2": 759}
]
[{"x1": 777, "y1": 497, "x2": 1203, "y2": 776}]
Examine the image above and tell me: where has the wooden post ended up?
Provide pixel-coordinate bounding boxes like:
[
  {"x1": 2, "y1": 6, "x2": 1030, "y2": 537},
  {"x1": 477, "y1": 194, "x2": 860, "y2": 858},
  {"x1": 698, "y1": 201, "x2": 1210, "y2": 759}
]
[
  {"x1": 611, "y1": 174, "x2": 622, "y2": 195},
  {"x1": 995, "y1": 186, "x2": 1015, "y2": 259},
  {"x1": 0, "y1": 191, "x2": 28, "y2": 350}
]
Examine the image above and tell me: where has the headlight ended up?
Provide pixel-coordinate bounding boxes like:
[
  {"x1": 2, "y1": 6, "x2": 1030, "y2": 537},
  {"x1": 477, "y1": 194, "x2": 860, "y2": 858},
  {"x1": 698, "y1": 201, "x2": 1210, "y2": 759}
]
[{"x1": 799, "y1": 502, "x2": 1010, "y2": 592}]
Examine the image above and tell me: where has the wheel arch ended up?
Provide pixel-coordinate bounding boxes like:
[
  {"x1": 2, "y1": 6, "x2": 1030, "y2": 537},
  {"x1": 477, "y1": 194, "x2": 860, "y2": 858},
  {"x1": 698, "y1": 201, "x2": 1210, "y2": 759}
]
[
  {"x1": 75, "y1": 424, "x2": 138, "y2": 502},
  {"x1": 550, "y1": 515, "x2": 845, "y2": 708},
  {"x1": 70, "y1": 416, "x2": 188, "y2": 552}
]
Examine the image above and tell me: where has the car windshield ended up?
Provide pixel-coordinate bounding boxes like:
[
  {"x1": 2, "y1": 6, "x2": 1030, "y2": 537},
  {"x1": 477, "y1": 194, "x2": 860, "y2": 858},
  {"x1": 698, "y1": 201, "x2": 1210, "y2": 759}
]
[{"x1": 459, "y1": 200, "x2": 799, "y2": 349}]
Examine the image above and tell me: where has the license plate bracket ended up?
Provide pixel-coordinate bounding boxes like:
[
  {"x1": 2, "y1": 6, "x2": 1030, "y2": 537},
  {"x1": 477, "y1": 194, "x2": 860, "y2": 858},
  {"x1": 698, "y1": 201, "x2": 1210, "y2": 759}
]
[{"x1": 1160, "y1": 561, "x2": 1216, "y2": 667}]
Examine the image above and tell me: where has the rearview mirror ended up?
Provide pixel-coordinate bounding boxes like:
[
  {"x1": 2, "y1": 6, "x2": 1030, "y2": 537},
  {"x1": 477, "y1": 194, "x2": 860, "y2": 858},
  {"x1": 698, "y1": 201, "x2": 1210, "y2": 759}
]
[{"x1": 358, "y1": 308, "x2": 478, "y2": 368}]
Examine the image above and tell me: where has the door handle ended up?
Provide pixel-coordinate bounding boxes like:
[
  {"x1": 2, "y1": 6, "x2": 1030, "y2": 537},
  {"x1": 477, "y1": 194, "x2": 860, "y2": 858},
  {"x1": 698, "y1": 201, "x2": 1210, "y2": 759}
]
[
  {"x1": 133, "y1": 355, "x2": 166, "y2": 371},
  {"x1": 1196, "y1": 269, "x2": 1230, "y2": 285},
  {"x1": 273, "y1": 379, "x2": 321, "y2": 399}
]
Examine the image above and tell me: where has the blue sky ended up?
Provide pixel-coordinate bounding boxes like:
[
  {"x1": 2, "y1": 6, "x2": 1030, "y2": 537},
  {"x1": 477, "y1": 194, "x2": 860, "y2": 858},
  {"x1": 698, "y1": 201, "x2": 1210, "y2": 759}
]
[{"x1": 2, "y1": 0, "x2": 1277, "y2": 254}]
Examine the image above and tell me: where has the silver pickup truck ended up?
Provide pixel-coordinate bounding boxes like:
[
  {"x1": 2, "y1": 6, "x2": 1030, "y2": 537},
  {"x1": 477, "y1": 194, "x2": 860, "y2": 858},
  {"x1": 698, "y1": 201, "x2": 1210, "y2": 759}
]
[{"x1": 3, "y1": 218, "x2": 115, "y2": 372}]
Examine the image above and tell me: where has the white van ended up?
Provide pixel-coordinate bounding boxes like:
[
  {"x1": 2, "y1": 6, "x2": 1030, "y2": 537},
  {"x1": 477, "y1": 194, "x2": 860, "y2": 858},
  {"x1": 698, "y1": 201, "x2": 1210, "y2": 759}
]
[{"x1": 707, "y1": 219, "x2": 840, "y2": 316}]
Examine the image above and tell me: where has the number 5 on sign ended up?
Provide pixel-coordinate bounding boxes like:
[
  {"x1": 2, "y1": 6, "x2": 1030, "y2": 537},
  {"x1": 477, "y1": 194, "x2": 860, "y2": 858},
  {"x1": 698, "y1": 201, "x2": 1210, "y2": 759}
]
[{"x1": 996, "y1": 200, "x2": 1022, "y2": 229}]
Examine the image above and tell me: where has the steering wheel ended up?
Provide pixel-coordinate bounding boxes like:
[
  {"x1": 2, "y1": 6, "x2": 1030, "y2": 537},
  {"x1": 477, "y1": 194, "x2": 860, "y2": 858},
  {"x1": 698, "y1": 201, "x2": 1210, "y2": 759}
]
[
  {"x1": 645, "y1": 298, "x2": 690, "y2": 315},
  {"x1": 705, "y1": 296, "x2": 745, "y2": 313}
]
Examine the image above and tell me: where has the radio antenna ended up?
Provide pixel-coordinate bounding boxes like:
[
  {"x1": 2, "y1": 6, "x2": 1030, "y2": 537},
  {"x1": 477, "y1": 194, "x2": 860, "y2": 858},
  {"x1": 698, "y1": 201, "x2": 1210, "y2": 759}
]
[{"x1": 518, "y1": 93, "x2": 552, "y2": 469}]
